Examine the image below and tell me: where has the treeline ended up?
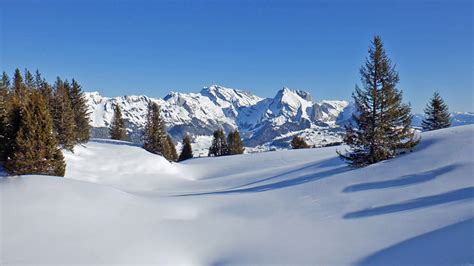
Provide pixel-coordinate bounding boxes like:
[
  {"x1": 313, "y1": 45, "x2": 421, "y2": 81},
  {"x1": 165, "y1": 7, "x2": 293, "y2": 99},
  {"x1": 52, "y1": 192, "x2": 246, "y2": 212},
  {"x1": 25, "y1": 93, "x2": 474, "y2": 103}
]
[{"x1": 0, "y1": 69, "x2": 90, "y2": 176}]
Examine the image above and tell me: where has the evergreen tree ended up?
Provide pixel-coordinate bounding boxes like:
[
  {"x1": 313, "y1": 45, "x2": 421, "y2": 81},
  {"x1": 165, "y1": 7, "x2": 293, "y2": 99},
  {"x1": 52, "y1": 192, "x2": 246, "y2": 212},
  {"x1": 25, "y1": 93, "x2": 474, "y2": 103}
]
[
  {"x1": 34, "y1": 69, "x2": 43, "y2": 90},
  {"x1": 291, "y1": 136, "x2": 310, "y2": 149},
  {"x1": 7, "y1": 70, "x2": 25, "y2": 160},
  {"x1": 178, "y1": 135, "x2": 193, "y2": 161},
  {"x1": 421, "y1": 92, "x2": 451, "y2": 131},
  {"x1": 164, "y1": 135, "x2": 178, "y2": 161},
  {"x1": 5, "y1": 91, "x2": 66, "y2": 176},
  {"x1": 208, "y1": 129, "x2": 228, "y2": 157},
  {"x1": 69, "y1": 79, "x2": 91, "y2": 143},
  {"x1": 227, "y1": 130, "x2": 245, "y2": 155},
  {"x1": 24, "y1": 69, "x2": 34, "y2": 90},
  {"x1": 0, "y1": 75, "x2": 10, "y2": 161},
  {"x1": 2, "y1": 72, "x2": 11, "y2": 89},
  {"x1": 12, "y1": 68, "x2": 28, "y2": 101},
  {"x1": 338, "y1": 36, "x2": 419, "y2": 167},
  {"x1": 52, "y1": 77, "x2": 76, "y2": 151},
  {"x1": 143, "y1": 102, "x2": 167, "y2": 155},
  {"x1": 109, "y1": 104, "x2": 128, "y2": 140}
]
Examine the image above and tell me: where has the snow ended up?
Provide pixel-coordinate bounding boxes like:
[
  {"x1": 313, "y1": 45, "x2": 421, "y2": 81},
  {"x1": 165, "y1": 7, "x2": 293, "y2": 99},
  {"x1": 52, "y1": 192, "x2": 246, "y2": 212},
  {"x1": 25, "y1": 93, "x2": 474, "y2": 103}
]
[{"x1": 1, "y1": 125, "x2": 473, "y2": 264}]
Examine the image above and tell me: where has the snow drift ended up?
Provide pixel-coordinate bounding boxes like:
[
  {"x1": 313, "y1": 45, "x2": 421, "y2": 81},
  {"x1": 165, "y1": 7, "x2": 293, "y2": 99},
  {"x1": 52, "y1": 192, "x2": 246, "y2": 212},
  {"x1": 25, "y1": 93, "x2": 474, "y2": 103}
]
[{"x1": 1, "y1": 125, "x2": 473, "y2": 265}]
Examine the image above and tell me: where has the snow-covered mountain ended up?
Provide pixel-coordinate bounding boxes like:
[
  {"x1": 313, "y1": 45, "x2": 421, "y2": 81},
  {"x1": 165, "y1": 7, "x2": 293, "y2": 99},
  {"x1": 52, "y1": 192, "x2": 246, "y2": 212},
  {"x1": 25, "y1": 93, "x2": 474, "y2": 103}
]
[
  {"x1": 85, "y1": 85, "x2": 350, "y2": 154},
  {"x1": 85, "y1": 85, "x2": 473, "y2": 154}
]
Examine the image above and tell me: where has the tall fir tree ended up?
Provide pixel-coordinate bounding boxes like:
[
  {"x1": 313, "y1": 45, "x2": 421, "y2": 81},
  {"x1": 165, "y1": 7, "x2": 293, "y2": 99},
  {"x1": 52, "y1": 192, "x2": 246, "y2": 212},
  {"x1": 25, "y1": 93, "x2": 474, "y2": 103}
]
[
  {"x1": 5, "y1": 91, "x2": 66, "y2": 176},
  {"x1": 69, "y1": 79, "x2": 91, "y2": 143},
  {"x1": 208, "y1": 129, "x2": 228, "y2": 157},
  {"x1": 52, "y1": 77, "x2": 77, "y2": 151},
  {"x1": 178, "y1": 135, "x2": 193, "y2": 161},
  {"x1": 7, "y1": 70, "x2": 25, "y2": 161},
  {"x1": 143, "y1": 102, "x2": 167, "y2": 155},
  {"x1": 109, "y1": 104, "x2": 128, "y2": 140},
  {"x1": 164, "y1": 135, "x2": 178, "y2": 162},
  {"x1": 227, "y1": 130, "x2": 245, "y2": 155},
  {"x1": 24, "y1": 69, "x2": 35, "y2": 90},
  {"x1": 421, "y1": 92, "x2": 451, "y2": 131},
  {"x1": 12, "y1": 68, "x2": 28, "y2": 101},
  {"x1": 291, "y1": 136, "x2": 310, "y2": 149},
  {"x1": 338, "y1": 36, "x2": 419, "y2": 167},
  {"x1": 0, "y1": 74, "x2": 10, "y2": 161}
]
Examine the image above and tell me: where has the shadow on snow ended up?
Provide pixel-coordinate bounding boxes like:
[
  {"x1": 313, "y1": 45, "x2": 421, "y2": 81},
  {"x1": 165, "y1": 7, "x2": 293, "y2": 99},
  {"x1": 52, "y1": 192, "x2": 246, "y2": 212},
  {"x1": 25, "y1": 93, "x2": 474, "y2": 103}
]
[
  {"x1": 175, "y1": 157, "x2": 350, "y2": 196},
  {"x1": 343, "y1": 164, "x2": 461, "y2": 193},
  {"x1": 356, "y1": 218, "x2": 474, "y2": 265},
  {"x1": 344, "y1": 187, "x2": 474, "y2": 219}
]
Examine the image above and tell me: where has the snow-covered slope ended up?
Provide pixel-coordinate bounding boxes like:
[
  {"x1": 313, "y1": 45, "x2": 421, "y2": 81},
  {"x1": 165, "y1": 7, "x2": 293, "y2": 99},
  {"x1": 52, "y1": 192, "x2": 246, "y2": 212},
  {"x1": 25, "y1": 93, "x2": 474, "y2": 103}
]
[
  {"x1": 2, "y1": 125, "x2": 473, "y2": 264},
  {"x1": 85, "y1": 85, "x2": 350, "y2": 152}
]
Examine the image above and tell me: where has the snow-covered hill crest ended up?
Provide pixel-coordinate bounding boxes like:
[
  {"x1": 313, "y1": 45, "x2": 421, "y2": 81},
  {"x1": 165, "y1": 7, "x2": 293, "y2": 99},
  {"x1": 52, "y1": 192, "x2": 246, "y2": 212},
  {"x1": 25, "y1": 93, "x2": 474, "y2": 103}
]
[{"x1": 2, "y1": 125, "x2": 473, "y2": 264}]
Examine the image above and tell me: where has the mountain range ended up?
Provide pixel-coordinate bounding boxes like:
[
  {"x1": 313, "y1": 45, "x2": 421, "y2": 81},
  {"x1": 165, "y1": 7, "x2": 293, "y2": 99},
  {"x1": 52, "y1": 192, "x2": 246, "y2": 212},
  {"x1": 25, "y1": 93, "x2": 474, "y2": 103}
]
[{"x1": 85, "y1": 85, "x2": 472, "y2": 155}]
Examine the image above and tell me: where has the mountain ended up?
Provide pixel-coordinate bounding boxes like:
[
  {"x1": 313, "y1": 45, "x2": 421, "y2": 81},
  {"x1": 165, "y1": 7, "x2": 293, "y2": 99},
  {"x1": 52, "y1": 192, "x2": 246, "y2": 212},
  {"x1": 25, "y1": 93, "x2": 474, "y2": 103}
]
[
  {"x1": 85, "y1": 85, "x2": 350, "y2": 155},
  {"x1": 85, "y1": 85, "x2": 473, "y2": 155},
  {"x1": 412, "y1": 112, "x2": 474, "y2": 129}
]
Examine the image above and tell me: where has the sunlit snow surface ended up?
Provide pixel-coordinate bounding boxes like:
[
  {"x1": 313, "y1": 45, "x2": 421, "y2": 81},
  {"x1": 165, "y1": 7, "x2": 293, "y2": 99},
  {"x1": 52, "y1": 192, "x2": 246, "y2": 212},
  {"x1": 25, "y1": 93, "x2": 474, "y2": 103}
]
[{"x1": 1, "y1": 125, "x2": 473, "y2": 265}]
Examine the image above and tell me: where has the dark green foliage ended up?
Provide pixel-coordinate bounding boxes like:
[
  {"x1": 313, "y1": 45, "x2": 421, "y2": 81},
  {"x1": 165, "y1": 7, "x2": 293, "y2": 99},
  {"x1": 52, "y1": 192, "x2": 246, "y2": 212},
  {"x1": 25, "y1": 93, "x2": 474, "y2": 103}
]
[
  {"x1": 143, "y1": 102, "x2": 167, "y2": 155},
  {"x1": 208, "y1": 129, "x2": 228, "y2": 157},
  {"x1": 338, "y1": 36, "x2": 419, "y2": 167},
  {"x1": 12, "y1": 68, "x2": 28, "y2": 101},
  {"x1": 227, "y1": 130, "x2": 245, "y2": 155},
  {"x1": 69, "y1": 79, "x2": 91, "y2": 143},
  {"x1": 5, "y1": 91, "x2": 66, "y2": 176},
  {"x1": 52, "y1": 78, "x2": 76, "y2": 151},
  {"x1": 422, "y1": 92, "x2": 451, "y2": 131},
  {"x1": 24, "y1": 69, "x2": 34, "y2": 89},
  {"x1": 164, "y1": 135, "x2": 178, "y2": 162},
  {"x1": 0, "y1": 76, "x2": 10, "y2": 161},
  {"x1": 178, "y1": 135, "x2": 193, "y2": 161},
  {"x1": 109, "y1": 104, "x2": 128, "y2": 141},
  {"x1": 291, "y1": 136, "x2": 310, "y2": 149}
]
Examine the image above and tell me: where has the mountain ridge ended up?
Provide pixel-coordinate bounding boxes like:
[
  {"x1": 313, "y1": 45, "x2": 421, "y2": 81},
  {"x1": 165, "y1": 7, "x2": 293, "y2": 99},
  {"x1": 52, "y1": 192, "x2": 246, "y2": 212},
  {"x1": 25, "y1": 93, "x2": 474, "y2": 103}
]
[{"x1": 85, "y1": 85, "x2": 473, "y2": 155}]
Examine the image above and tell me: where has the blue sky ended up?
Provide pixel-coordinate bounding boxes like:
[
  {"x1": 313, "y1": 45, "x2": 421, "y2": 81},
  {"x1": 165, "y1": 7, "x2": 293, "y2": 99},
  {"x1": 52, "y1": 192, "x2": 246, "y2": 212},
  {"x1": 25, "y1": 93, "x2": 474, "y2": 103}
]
[{"x1": 1, "y1": 0, "x2": 472, "y2": 112}]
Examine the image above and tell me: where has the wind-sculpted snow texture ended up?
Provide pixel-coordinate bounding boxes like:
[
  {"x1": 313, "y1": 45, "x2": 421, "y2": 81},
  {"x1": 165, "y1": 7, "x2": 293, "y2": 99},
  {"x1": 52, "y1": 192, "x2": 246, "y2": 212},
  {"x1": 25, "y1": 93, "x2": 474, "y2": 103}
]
[{"x1": 1, "y1": 125, "x2": 473, "y2": 264}]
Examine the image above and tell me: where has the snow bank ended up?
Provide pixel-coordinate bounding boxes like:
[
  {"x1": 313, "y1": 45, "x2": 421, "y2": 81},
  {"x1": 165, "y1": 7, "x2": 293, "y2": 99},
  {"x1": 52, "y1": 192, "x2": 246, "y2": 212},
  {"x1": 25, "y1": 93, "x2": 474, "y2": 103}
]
[{"x1": 1, "y1": 125, "x2": 473, "y2": 264}]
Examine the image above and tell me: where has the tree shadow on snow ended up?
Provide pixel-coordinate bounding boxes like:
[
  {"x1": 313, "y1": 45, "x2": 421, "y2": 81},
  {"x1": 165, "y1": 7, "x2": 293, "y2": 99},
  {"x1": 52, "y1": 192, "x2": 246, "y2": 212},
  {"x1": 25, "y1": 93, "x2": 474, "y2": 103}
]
[
  {"x1": 343, "y1": 164, "x2": 461, "y2": 193},
  {"x1": 356, "y1": 218, "x2": 474, "y2": 265},
  {"x1": 343, "y1": 187, "x2": 474, "y2": 219},
  {"x1": 229, "y1": 157, "x2": 344, "y2": 190},
  {"x1": 175, "y1": 157, "x2": 350, "y2": 196}
]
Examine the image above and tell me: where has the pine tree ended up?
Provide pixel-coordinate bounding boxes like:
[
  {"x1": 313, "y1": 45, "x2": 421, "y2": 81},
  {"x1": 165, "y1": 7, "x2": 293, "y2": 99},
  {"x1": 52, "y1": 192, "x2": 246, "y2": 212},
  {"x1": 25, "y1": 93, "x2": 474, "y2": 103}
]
[
  {"x1": 12, "y1": 68, "x2": 28, "y2": 101},
  {"x1": 208, "y1": 129, "x2": 228, "y2": 157},
  {"x1": 0, "y1": 75, "x2": 10, "y2": 161},
  {"x1": 164, "y1": 135, "x2": 178, "y2": 161},
  {"x1": 69, "y1": 79, "x2": 91, "y2": 143},
  {"x1": 109, "y1": 104, "x2": 128, "y2": 141},
  {"x1": 178, "y1": 135, "x2": 193, "y2": 161},
  {"x1": 143, "y1": 102, "x2": 167, "y2": 155},
  {"x1": 338, "y1": 36, "x2": 419, "y2": 167},
  {"x1": 227, "y1": 130, "x2": 245, "y2": 155},
  {"x1": 52, "y1": 77, "x2": 76, "y2": 151},
  {"x1": 24, "y1": 69, "x2": 34, "y2": 90},
  {"x1": 421, "y1": 92, "x2": 451, "y2": 131},
  {"x1": 291, "y1": 136, "x2": 310, "y2": 149},
  {"x1": 5, "y1": 91, "x2": 66, "y2": 176},
  {"x1": 7, "y1": 70, "x2": 25, "y2": 161}
]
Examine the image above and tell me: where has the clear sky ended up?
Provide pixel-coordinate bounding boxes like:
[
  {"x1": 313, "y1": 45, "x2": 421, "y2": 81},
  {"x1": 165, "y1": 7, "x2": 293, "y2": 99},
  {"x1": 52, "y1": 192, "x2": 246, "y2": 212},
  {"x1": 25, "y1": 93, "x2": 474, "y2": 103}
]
[{"x1": 1, "y1": 0, "x2": 472, "y2": 112}]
